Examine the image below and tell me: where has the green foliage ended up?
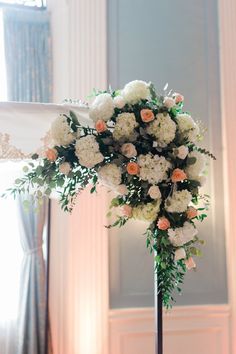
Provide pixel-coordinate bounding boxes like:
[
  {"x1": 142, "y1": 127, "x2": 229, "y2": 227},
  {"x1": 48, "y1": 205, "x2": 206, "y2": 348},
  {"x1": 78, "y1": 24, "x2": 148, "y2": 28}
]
[{"x1": 145, "y1": 226, "x2": 187, "y2": 308}]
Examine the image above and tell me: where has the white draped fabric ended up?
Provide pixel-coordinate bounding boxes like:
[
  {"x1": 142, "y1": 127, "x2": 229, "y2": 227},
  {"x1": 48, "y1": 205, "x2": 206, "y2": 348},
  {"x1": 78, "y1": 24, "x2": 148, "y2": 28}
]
[{"x1": 0, "y1": 102, "x2": 91, "y2": 160}]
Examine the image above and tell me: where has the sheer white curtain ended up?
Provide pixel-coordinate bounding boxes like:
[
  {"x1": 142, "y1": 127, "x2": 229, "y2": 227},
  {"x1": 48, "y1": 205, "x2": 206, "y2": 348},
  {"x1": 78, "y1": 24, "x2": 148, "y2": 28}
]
[{"x1": 0, "y1": 162, "x2": 24, "y2": 354}]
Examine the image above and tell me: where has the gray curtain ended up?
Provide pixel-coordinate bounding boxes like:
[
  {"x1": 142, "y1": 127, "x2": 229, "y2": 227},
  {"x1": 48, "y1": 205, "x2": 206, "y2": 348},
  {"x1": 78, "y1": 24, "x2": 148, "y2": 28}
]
[
  {"x1": 17, "y1": 196, "x2": 48, "y2": 354},
  {"x1": 3, "y1": 8, "x2": 52, "y2": 102}
]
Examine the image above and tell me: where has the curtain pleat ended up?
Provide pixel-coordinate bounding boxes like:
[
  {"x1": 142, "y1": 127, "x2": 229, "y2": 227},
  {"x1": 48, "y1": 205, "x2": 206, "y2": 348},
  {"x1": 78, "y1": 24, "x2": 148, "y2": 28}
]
[
  {"x1": 3, "y1": 8, "x2": 52, "y2": 102},
  {"x1": 2, "y1": 7, "x2": 52, "y2": 354},
  {"x1": 17, "y1": 196, "x2": 48, "y2": 354}
]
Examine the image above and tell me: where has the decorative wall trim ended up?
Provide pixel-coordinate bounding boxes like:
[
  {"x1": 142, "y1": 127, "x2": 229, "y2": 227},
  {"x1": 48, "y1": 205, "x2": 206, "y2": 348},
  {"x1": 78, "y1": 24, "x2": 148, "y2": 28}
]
[
  {"x1": 109, "y1": 306, "x2": 230, "y2": 354},
  {"x1": 218, "y1": 1, "x2": 236, "y2": 353}
]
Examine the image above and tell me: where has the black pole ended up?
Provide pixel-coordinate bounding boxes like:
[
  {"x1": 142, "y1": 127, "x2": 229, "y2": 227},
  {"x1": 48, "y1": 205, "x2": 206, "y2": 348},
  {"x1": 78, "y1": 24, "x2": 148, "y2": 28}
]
[
  {"x1": 155, "y1": 266, "x2": 163, "y2": 354},
  {"x1": 45, "y1": 199, "x2": 51, "y2": 354}
]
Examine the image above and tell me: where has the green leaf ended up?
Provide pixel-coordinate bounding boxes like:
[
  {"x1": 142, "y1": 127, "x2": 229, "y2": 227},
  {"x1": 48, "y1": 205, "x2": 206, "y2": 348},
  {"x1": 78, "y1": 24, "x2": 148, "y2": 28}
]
[
  {"x1": 31, "y1": 153, "x2": 39, "y2": 160},
  {"x1": 23, "y1": 199, "x2": 30, "y2": 210},
  {"x1": 110, "y1": 197, "x2": 121, "y2": 208},
  {"x1": 45, "y1": 188, "x2": 51, "y2": 196},
  {"x1": 23, "y1": 166, "x2": 29, "y2": 173},
  {"x1": 187, "y1": 157, "x2": 197, "y2": 165}
]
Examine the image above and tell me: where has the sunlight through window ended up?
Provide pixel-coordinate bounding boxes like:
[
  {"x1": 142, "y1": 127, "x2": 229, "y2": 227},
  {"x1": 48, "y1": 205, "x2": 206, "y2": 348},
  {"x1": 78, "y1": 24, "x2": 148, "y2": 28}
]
[
  {"x1": 0, "y1": 162, "x2": 24, "y2": 321},
  {"x1": 0, "y1": 10, "x2": 7, "y2": 101}
]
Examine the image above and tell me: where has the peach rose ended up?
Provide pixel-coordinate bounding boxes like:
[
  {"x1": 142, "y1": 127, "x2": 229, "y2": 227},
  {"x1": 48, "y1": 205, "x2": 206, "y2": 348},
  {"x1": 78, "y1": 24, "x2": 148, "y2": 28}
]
[
  {"x1": 45, "y1": 148, "x2": 58, "y2": 162},
  {"x1": 127, "y1": 162, "x2": 140, "y2": 175},
  {"x1": 185, "y1": 257, "x2": 196, "y2": 270},
  {"x1": 95, "y1": 119, "x2": 107, "y2": 133},
  {"x1": 174, "y1": 93, "x2": 184, "y2": 104},
  {"x1": 171, "y1": 168, "x2": 187, "y2": 182},
  {"x1": 157, "y1": 217, "x2": 170, "y2": 230},
  {"x1": 123, "y1": 205, "x2": 132, "y2": 217},
  {"x1": 121, "y1": 143, "x2": 137, "y2": 158},
  {"x1": 186, "y1": 206, "x2": 198, "y2": 219},
  {"x1": 140, "y1": 109, "x2": 154, "y2": 123}
]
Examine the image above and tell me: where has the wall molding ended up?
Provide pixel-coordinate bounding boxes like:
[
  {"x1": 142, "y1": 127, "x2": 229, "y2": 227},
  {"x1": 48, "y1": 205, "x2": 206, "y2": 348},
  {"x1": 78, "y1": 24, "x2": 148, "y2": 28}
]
[
  {"x1": 48, "y1": 1, "x2": 109, "y2": 354},
  {"x1": 218, "y1": 0, "x2": 236, "y2": 353},
  {"x1": 109, "y1": 306, "x2": 230, "y2": 354}
]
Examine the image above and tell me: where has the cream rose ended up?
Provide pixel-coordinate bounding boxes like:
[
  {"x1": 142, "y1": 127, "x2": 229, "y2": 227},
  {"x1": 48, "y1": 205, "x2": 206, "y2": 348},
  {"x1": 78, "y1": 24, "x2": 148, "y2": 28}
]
[
  {"x1": 121, "y1": 143, "x2": 137, "y2": 158},
  {"x1": 148, "y1": 185, "x2": 161, "y2": 199}
]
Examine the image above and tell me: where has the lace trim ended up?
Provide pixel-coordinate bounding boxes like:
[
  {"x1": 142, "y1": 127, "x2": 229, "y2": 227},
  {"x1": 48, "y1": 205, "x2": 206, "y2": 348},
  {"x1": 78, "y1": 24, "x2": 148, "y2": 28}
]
[{"x1": 0, "y1": 132, "x2": 52, "y2": 160}]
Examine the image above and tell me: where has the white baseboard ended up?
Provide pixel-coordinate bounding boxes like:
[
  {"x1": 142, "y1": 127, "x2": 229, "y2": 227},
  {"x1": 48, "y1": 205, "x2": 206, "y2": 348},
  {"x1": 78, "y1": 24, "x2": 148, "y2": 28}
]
[{"x1": 109, "y1": 305, "x2": 230, "y2": 354}]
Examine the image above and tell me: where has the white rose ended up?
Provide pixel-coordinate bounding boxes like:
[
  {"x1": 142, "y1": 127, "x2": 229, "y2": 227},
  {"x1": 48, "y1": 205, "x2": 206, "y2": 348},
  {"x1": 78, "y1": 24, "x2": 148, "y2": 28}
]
[
  {"x1": 148, "y1": 185, "x2": 161, "y2": 199},
  {"x1": 174, "y1": 248, "x2": 186, "y2": 261},
  {"x1": 176, "y1": 145, "x2": 189, "y2": 160},
  {"x1": 89, "y1": 93, "x2": 114, "y2": 122},
  {"x1": 59, "y1": 162, "x2": 71, "y2": 175},
  {"x1": 121, "y1": 143, "x2": 137, "y2": 158},
  {"x1": 163, "y1": 97, "x2": 175, "y2": 109},
  {"x1": 113, "y1": 95, "x2": 126, "y2": 109},
  {"x1": 122, "y1": 80, "x2": 150, "y2": 104}
]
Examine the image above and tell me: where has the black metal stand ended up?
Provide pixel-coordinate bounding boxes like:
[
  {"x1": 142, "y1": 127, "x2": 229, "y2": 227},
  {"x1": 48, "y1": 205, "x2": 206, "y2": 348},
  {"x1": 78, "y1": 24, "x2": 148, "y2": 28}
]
[{"x1": 155, "y1": 272, "x2": 163, "y2": 354}]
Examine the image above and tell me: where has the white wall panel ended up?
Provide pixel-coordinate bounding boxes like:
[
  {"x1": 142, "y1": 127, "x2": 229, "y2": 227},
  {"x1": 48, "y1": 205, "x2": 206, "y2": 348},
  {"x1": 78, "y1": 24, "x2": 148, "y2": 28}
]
[{"x1": 109, "y1": 306, "x2": 230, "y2": 354}]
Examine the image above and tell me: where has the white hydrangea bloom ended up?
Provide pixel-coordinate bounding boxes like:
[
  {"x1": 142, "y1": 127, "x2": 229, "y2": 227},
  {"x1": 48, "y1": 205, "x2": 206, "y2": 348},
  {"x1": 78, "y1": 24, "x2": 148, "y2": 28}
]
[
  {"x1": 147, "y1": 113, "x2": 176, "y2": 147},
  {"x1": 122, "y1": 80, "x2": 150, "y2": 104},
  {"x1": 51, "y1": 115, "x2": 75, "y2": 146},
  {"x1": 132, "y1": 200, "x2": 161, "y2": 222},
  {"x1": 185, "y1": 150, "x2": 206, "y2": 179},
  {"x1": 138, "y1": 154, "x2": 171, "y2": 184},
  {"x1": 165, "y1": 190, "x2": 192, "y2": 213},
  {"x1": 89, "y1": 93, "x2": 114, "y2": 122},
  {"x1": 113, "y1": 113, "x2": 138, "y2": 141},
  {"x1": 177, "y1": 113, "x2": 199, "y2": 142},
  {"x1": 168, "y1": 222, "x2": 198, "y2": 247},
  {"x1": 75, "y1": 135, "x2": 104, "y2": 168},
  {"x1": 98, "y1": 163, "x2": 122, "y2": 188}
]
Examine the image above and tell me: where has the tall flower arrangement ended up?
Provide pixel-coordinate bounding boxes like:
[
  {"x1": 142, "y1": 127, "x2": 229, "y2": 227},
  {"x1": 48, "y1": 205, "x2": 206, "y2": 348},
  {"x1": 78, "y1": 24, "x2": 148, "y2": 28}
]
[{"x1": 8, "y1": 80, "x2": 215, "y2": 307}]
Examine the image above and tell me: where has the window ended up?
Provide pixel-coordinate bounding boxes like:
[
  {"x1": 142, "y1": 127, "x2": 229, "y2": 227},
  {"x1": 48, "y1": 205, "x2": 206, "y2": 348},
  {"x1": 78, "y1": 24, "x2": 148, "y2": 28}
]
[
  {"x1": 0, "y1": 0, "x2": 46, "y2": 7},
  {"x1": 0, "y1": 11, "x2": 7, "y2": 101}
]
